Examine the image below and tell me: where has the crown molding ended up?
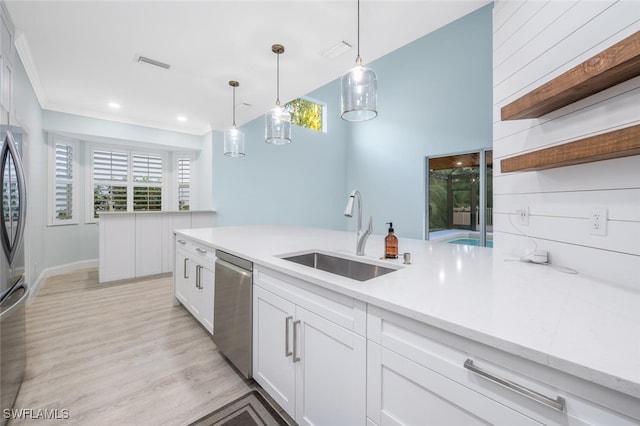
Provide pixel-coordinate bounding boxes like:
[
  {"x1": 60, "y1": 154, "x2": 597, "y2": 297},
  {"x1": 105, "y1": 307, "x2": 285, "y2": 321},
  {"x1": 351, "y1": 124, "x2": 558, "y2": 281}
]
[{"x1": 14, "y1": 31, "x2": 47, "y2": 108}]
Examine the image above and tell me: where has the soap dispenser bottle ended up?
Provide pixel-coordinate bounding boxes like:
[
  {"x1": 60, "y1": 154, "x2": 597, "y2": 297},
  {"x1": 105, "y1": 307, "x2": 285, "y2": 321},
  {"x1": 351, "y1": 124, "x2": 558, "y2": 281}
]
[{"x1": 385, "y1": 222, "x2": 398, "y2": 259}]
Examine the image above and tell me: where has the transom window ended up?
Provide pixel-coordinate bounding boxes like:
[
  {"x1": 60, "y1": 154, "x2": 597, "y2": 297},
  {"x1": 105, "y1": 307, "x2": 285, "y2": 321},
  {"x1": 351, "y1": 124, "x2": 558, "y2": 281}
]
[{"x1": 283, "y1": 98, "x2": 325, "y2": 132}]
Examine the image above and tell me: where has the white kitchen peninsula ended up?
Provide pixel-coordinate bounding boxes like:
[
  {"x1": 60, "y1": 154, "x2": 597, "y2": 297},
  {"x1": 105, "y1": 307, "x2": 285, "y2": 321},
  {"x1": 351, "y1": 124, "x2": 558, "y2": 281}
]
[
  {"x1": 174, "y1": 225, "x2": 640, "y2": 426},
  {"x1": 99, "y1": 210, "x2": 215, "y2": 283}
]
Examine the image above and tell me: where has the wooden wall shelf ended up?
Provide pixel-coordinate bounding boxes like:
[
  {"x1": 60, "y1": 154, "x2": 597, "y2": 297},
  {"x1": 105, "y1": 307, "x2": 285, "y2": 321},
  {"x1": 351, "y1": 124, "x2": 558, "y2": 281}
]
[
  {"x1": 500, "y1": 124, "x2": 640, "y2": 173},
  {"x1": 501, "y1": 31, "x2": 640, "y2": 120}
]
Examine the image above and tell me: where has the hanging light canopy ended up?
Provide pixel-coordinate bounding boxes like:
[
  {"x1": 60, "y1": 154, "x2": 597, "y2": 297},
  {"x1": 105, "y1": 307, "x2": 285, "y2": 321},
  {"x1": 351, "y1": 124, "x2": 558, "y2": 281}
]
[
  {"x1": 265, "y1": 44, "x2": 292, "y2": 145},
  {"x1": 341, "y1": 0, "x2": 378, "y2": 122},
  {"x1": 223, "y1": 80, "x2": 245, "y2": 157}
]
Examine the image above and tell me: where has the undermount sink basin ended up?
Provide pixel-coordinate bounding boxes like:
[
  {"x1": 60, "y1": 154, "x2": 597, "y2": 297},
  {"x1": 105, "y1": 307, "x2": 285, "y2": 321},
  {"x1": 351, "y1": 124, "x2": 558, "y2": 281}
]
[{"x1": 281, "y1": 251, "x2": 398, "y2": 282}]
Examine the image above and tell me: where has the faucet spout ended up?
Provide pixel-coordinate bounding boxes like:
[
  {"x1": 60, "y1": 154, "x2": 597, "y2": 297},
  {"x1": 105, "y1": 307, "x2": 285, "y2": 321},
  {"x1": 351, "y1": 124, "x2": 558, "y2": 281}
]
[{"x1": 344, "y1": 190, "x2": 373, "y2": 256}]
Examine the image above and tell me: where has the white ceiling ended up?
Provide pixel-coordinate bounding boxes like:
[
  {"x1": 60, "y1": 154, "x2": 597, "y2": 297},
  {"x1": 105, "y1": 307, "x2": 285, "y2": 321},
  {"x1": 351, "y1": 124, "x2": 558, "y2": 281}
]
[{"x1": 6, "y1": 1, "x2": 490, "y2": 135}]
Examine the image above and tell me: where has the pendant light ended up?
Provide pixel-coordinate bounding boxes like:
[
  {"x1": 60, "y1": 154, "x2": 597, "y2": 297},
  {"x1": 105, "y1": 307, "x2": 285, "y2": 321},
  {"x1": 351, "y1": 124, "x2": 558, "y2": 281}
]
[
  {"x1": 265, "y1": 44, "x2": 292, "y2": 145},
  {"x1": 223, "y1": 80, "x2": 245, "y2": 157},
  {"x1": 341, "y1": 0, "x2": 378, "y2": 121}
]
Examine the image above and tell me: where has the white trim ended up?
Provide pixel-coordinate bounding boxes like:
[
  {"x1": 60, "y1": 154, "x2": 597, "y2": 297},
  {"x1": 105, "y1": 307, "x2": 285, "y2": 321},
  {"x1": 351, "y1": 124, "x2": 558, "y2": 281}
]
[
  {"x1": 27, "y1": 259, "x2": 98, "y2": 306},
  {"x1": 14, "y1": 31, "x2": 46, "y2": 108},
  {"x1": 47, "y1": 134, "x2": 80, "y2": 226}
]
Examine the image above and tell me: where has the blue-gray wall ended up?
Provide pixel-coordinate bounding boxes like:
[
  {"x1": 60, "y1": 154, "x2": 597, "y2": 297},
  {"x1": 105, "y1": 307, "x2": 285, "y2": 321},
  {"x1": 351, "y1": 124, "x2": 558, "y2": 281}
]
[
  {"x1": 347, "y1": 4, "x2": 493, "y2": 239},
  {"x1": 212, "y1": 79, "x2": 350, "y2": 230},
  {"x1": 212, "y1": 4, "x2": 493, "y2": 240}
]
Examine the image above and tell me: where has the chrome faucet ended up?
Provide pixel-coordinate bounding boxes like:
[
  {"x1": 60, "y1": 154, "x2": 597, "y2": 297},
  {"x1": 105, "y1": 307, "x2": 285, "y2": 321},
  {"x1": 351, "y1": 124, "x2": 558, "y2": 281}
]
[{"x1": 344, "y1": 190, "x2": 373, "y2": 256}]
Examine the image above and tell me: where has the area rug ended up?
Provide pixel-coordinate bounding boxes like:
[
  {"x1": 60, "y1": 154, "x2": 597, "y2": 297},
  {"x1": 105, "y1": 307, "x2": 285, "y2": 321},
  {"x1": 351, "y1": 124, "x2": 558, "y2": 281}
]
[{"x1": 188, "y1": 390, "x2": 289, "y2": 426}]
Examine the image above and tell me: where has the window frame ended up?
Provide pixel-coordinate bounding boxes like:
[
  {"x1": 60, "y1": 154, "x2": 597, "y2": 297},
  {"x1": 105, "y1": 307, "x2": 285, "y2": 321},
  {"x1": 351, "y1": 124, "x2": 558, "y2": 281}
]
[
  {"x1": 85, "y1": 144, "x2": 168, "y2": 223},
  {"x1": 47, "y1": 134, "x2": 80, "y2": 226}
]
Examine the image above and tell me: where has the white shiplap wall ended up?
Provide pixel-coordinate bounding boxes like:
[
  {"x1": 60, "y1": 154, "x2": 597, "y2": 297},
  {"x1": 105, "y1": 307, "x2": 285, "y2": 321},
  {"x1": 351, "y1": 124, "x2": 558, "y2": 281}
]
[{"x1": 493, "y1": 0, "x2": 640, "y2": 288}]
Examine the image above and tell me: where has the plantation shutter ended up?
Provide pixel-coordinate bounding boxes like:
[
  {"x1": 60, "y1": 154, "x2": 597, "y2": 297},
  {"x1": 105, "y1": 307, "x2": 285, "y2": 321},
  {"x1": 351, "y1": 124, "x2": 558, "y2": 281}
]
[
  {"x1": 93, "y1": 150, "x2": 128, "y2": 217},
  {"x1": 132, "y1": 154, "x2": 162, "y2": 211},
  {"x1": 55, "y1": 143, "x2": 74, "y2": 221},
  {"x1": 177, "y1": 157, "x2": 190, "y2": 211}
]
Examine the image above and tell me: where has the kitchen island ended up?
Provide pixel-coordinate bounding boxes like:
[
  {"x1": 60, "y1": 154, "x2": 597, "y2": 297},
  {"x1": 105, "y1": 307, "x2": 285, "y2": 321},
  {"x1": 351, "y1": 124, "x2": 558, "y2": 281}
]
[{"x1": 174, "y1": 225, "x2": 640, "y2": 425}]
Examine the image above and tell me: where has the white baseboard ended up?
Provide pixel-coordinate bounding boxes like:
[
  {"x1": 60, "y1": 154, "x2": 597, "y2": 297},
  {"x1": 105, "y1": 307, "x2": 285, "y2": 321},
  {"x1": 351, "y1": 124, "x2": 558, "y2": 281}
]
[{"x1": 27, "y1": 259, "x2": 98, "y2": 305}]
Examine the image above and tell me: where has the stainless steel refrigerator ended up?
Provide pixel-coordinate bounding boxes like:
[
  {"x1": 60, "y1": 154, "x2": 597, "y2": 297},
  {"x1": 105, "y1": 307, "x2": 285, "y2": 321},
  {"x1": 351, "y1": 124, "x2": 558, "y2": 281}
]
[{"x1": 0, "y1": 114, "x2": 28, "y2": 423}]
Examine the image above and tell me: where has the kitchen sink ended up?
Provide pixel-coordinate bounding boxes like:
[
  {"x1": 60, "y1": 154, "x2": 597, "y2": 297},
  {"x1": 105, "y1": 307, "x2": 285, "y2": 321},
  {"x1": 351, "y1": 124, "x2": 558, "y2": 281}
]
[{"x1": 281, "y1": 251, "x2": 398, "y2": 282}]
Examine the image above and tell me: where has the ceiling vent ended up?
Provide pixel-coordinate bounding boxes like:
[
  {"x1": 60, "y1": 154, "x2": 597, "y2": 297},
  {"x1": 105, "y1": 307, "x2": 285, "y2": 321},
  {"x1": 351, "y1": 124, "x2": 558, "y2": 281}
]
[{"x1": 136, "y1": 55, "x2": 171, "y2": 70}]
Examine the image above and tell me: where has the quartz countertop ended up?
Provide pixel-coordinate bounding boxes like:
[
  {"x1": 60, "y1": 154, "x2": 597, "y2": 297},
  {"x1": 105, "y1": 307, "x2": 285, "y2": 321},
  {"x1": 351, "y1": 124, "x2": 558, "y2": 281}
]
[{"x1": 175, "y1": 225, "x2": 640, "y2": 399}]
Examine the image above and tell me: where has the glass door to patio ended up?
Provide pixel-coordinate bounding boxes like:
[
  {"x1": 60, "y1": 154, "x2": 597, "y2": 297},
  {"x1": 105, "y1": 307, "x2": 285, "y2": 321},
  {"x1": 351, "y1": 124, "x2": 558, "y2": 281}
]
[{"x1": 426, "y1": 150, "x2": 492, "y2": 247}]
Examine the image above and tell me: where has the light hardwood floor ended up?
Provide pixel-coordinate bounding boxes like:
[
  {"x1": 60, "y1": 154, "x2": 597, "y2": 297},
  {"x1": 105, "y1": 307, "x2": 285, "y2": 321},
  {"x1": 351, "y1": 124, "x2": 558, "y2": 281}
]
[{"x1": 10, "y1": 268, "x2": 272, "y2": 425}]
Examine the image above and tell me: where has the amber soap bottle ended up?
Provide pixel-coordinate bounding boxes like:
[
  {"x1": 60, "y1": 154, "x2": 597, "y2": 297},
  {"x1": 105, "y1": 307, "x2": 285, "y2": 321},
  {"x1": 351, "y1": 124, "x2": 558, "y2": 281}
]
[{"x1": 385, "y1": 222, "x2": 398, "y2": 259}]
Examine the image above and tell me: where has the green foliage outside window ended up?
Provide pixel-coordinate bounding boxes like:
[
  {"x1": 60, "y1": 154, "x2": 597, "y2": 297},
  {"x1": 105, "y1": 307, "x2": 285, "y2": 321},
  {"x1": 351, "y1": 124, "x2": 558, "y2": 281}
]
[{"x1": 283, "y1": 98, "x2": 323, "y2": 131}]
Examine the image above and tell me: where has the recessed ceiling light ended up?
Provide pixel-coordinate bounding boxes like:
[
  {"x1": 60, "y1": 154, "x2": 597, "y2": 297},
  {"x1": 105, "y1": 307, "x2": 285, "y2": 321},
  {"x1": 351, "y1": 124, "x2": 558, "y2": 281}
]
[
  {"x1": 235, "y1": 102, "x2": 252, "y2": 112},
  {"x1": 321, "y1": 41, "x2": 352, "y2": 59},
  {"x1": 108, "y1": 102, "x2": 120, "y2": 109},
  {"x1": 456, "y1": 162, "x2": 463, "y2": 166},
  {"x1": 177, "y1": 116, "x2": 187, "y2": 122}
]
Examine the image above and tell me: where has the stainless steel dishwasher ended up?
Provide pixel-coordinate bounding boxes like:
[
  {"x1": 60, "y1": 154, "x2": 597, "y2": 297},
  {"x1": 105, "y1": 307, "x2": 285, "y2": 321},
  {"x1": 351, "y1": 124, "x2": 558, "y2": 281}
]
[{"x1": 213, "y1": 250, "x2": 253, "y2": 378}]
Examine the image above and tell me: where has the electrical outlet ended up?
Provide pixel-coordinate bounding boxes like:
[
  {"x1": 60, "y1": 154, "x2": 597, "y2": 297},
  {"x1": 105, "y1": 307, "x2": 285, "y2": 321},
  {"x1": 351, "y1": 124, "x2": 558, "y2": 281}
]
[
  {"x1": 515, "y1": 207, "x2": 529, "y2": 226},
  {"x1": 589, "y1": 207, "x2": 607, "y2": 236}
]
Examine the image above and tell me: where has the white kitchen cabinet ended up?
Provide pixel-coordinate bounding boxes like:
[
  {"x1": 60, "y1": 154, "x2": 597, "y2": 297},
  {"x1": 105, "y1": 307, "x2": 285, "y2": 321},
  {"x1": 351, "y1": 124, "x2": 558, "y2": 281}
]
[
  {"x1": 253, "y1": 266, "x2": 367, "y2": 425},
  {"x1": 161, "y1": 212, "x2": 192, "y2": 273},
  {"x1": 367, "y1": 306, "x2": 640, "y2": 426},
  {"x1": 174, "y1": 248, "x2": 190, "y2": 306},
  {"x1": 173, "y1": 236, "x2": 215, "y2": 334}
]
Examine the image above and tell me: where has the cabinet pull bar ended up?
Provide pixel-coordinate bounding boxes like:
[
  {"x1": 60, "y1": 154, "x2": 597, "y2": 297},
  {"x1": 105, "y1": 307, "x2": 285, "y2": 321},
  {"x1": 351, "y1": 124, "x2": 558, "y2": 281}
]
[
  {"x1": 183, "y1": 258, "x2": 189, "y2": 279},
  {"x1": 292, "y1": 320, "x2": 301, "y2": 363},
  {"x1": 464, "y1": 359, "x2": 565, "y2": 412},
  {"x1": 196, "y1": 248, "x2": 208, "y2": 254},
  {"x1": 195, "y1": 265, "x2": 202, "y2": 289},
  {"x1": 177, "y1": 239, "x2": 186, "y2": 245},
  {"x1": 285, "y1": 316, "x2": 293, "y2": 357}
]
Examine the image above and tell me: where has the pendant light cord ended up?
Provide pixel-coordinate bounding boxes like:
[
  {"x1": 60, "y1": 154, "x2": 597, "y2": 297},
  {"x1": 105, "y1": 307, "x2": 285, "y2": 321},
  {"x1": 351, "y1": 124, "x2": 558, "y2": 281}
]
[
  {"x1": 276, "y1": 52, "x2": 281, "y2": 106},
  {"x1": 357, "y1": 0, "x2": 360, "y2": 60},
  {"x1": 232, "y1": 86, "x2": 236, "y2": 127}
]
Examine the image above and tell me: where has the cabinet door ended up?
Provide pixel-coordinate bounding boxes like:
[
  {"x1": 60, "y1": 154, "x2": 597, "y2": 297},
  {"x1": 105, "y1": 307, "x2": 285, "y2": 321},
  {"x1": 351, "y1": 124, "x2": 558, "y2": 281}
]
[
  {"x1": 174, "y1": 249, "x2": 190, "y2": 306},
  {"x1": 367, "y1": 342, "x2": 542, "y2": 426},
  {"x1": 188, "y1": 261, "x2": 203, "y2": 319},
  {"x1": 199, "y1": 263, "x2": 214, "y2": 334},
  {"x1": 253, "y1": 286, "x2": 296, "y2": 417},
  {"x1": 295, "y1": 307, "x2": 366, "y2": 426}
]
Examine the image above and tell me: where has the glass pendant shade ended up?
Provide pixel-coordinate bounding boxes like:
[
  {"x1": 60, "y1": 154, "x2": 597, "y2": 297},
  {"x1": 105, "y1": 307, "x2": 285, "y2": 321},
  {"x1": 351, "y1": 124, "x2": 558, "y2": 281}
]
[
  {"x1": 341, "y1": 62, "x2": 378, "y2": 121},
  {"x1": 224, "y1": 126, "x2": 245, "y2": 157},
  {"x1": 265, "y1": 105, "x2": 292, "y2": 145},
  {"x1": 224, "y1": 80, "x2": 245, "y2": 157},
  {"x1": 265, "y1": 44, "x2": 291, "y2": 145}
]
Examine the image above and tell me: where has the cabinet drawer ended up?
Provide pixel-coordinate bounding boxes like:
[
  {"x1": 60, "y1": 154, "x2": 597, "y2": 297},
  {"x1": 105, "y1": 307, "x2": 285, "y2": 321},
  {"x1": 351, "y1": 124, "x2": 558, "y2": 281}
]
[
  {"x1": 175, "y1": 237, "x2": 216, "y2": 267},
  {"x1": 367, "y1": 306, "x2": 640, "y2": 425},
  {"x1": 255, "y1": 266, "x2": 366, "y2": 336}
]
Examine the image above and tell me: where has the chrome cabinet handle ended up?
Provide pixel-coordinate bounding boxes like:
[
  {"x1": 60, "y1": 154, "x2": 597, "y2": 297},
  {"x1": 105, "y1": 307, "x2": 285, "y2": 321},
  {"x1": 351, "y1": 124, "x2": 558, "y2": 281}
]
[
  {"x1": 292, "y1": 320, "x2": 301, "y2": 363},
  {"x1": 183, "y1": 258, "x2": 189, "y2": 279},
  {"x1": 464, "y1": 359, "x2": 565, "y2": 412},
  {"x1": 195, "y1": 248, "x2": 207, "y2": 254},
  {"x1": 195, "y1": 265, "x2": 202, "y2": 289},
  {"x1": 177, "y1": 239, "x2": 186, "y2": 245},
  {"x1": 285, "y1": 316, "x2": 293, "y2": 357}
]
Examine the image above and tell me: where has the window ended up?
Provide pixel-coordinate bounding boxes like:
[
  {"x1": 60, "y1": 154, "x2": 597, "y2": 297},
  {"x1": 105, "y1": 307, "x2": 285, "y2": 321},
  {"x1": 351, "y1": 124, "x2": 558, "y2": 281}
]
[
  {"x1": 132, "y1": 154, "x2": 162, "y2": 211},
  {"x1": 283, "y1": 97, "x2": 325, "y2": 132},
  {"x1": 89, "y1": 147, "x2": 166, "y2": 220},
  {"x1": 48, "y1": 135, "x2": 79, "y2": 225},
  {"x1": 93, "y1": 150, "x2": 128, "y2": 218},
  {"x1": 177, "y1": 156, "x2": 191, "y2": 211}
]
